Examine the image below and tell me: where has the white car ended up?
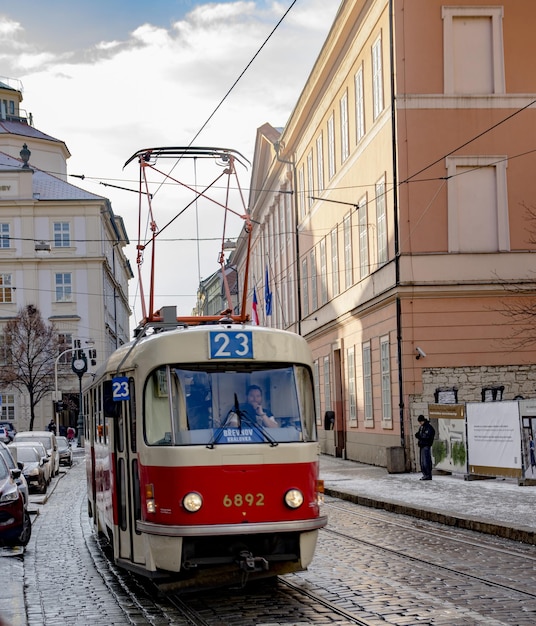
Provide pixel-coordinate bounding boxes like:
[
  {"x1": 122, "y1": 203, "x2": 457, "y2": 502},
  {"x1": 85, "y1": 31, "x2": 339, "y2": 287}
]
[
  {"x1": 0, "y1": 427, "x2": 10, "y2": 444},
  {"x1": 0, "y1": 441, "x2": 29, "y2": 507},
  {"x1": 9, "y1": 441, "x2": 52, "y2": 486},
  {"x1": 12, "y1": 431, "x2": 59, "y2": 477}
]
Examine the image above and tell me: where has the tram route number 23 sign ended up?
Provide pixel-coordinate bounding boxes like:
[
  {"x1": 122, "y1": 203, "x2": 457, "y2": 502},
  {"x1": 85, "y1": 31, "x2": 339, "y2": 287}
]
[
  {"x1": 209, "y1": 331, "x2": 253, "y2": 359},
  {"x1": 112, "y1": 376, "x2": 130, "y2": 401}
]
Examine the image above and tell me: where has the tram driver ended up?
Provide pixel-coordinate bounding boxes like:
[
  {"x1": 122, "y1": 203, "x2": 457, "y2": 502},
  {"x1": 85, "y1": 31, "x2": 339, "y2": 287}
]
[{"x1": 240, "y1": 385, "x2": 278, "y2": 428}]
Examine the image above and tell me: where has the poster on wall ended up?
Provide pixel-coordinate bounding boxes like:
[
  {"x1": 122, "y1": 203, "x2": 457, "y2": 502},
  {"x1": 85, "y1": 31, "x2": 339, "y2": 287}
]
[
  {"x1": 466, "y1": 401, "x2": 521, "y2": 478},
  {"x1": 428, "y1": 404, "x2": 466, "y2": 474},
  {"x1": 519, "y1": 399, "x2": 536, "y2": 480}
]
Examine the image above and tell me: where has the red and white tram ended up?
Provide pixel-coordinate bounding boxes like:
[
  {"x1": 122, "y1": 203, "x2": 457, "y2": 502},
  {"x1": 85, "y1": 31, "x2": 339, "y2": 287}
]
[
  {"x1": 84, "y1": 309, "x2": 327, "y2": 589},
  {"x1": 84, "y1": 145, "x2": 326, "y2": 589}
]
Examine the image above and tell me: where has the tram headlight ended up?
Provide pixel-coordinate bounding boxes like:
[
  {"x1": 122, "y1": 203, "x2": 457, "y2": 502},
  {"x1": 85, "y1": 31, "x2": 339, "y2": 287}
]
[
  {"x1": 182, "y1": 492, "x2": 203, "y2": 513},
  {"x1": 284, "y1": 488, "x2": 304, "y2": 509}
]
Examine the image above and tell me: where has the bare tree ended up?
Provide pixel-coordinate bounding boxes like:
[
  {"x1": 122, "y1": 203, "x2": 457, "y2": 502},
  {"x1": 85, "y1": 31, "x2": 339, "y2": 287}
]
[
  {"x1": 0, "y1": 305, "x2": 60, "y2": 430},
  {"x1": 497, "y1": 203, "x2": 536, "y2": 349}
]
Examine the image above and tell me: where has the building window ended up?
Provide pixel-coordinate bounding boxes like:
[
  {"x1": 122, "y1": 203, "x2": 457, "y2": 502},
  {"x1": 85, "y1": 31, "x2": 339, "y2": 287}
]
[
  {"x1": 327, "y1": 113, "x2": 336, "y2": 180},
  {"x1": 54, "y1": 222, "x2": 71, "y2": 248},
  {"x1": 330, "y1": 227, "x2": 339, "y2": 297},
  {"x1": 435, "y1": 387, "x2": 458, "y2": 404},
  {"x1": 298, "y1": 165, "x2": 306, "y2": 221},
  {"x1": 0, "y1": 394, "x2": 15, "y2": 420},
  {"x1": 0, "y1": 336, "x2": 8, "y2": 366},
  {"x1": 288, "y1": 268, "x2": 295, "y2": 325},
  {"x1": 482, "y1": 386, "x2": 504, "y2": 402},
  {"x1": 57, "y1": 333, "x2": 73, "y2": 364},
  {"x1": 316, "y1": 134, "x2": 324, "y2": 192},
  {"x1": 446, "y1": 156, "x2": 509, "y2": 252},
  {"x1": 323, "y1": 355, "x2": 331, "y2": 412},
  {"x1": 372, "y1": 34, "x2": 384, "y2": 120},
  {"x1": 0, "y1": 223, "x2": 10, "y2": 248},
  {"x1": 355, "y1": 65, "x2": 365, "y2": 141},
  {"x1": 310, "y1": 248, "x2": 318, "y2": 311},
  {"x1": 363, "y1": 343, "x2": 373, "y2": 424},
  {"x1": 307, "y1": 150, "x2": 314, "y2": 209},
  {"x1": 442, "y1": 6, "x2": 505, "y2": 95},
  {"x1": 376, "y1": 177, "x2": 387, "y2": 265},
  {"x1": 314, "y1": 360, "x2": 321, "y2": 426},
  {"x1": 278, "y1": 200, "x2": 285, "y2": 251},
  {"x1": 347, "y1": 346, "x2": 357, "y2": 427},
  {"x1": 358, "y1": 195, "x2": 369, "y2": 278},
  {"x1": 319, "y1": 238, "x2": 328, "y2": 305},
  {"x1": 343, "y1": 212, "x2": 352, "y2": 290},
  {"x1": 380, "y1": 336, "x2": 392, "y2": 425},
  {"x1": 340, "y1": 90, "x2": 349, "y2": 163},
  {"x1": 301, "y1": 257, "x2": 309, "y2": 317},
  {"x1": 55, "y1": 273, "x2": 72, "y2": 302},
  {"x1": 0, "y1": 273, "x2": 13, "y2": 303}
]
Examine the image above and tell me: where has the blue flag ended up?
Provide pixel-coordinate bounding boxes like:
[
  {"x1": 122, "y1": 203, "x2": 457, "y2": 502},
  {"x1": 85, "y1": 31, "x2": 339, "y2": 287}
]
[{"x1": 265, "y1": 266, "x2": 272, "y2": 316}]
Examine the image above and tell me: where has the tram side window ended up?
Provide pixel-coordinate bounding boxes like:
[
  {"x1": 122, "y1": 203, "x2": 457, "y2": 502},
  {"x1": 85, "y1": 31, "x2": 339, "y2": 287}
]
[
  {"x1": 145, "y1": 367, "x2": 174, "y2": 445},
  {"x1": 129, "y1": 377, "x2": 137, "y2": 453},
  {"x1": 294, "y1": 365, "x2": 317, "y2": 442}
]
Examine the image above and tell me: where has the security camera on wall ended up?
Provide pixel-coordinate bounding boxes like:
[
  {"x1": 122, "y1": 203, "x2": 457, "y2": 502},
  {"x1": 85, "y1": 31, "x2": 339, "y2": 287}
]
[{"x1": 415, "y1": 347, "x2": 426, "y2": 359}]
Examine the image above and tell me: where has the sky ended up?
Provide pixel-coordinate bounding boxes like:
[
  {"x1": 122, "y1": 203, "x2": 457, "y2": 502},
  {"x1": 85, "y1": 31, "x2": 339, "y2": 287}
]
[{"x1": 0, "y1": 0, "x2": 341, "y2": 329}]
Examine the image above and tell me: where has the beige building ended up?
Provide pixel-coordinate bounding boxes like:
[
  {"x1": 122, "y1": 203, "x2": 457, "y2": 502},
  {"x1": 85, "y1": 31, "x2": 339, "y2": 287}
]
[
  {"x1": 234, "y1": 0, "x2": 536, "y2": 469},
  {"x1": 0, "y1": 78, "x2": 132, "y2": 432}
]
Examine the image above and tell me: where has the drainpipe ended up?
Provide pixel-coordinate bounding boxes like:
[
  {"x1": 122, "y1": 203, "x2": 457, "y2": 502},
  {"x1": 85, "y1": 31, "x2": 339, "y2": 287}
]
[{"x1": 389, "y1": 0, "x2": 405, "y2": 452}]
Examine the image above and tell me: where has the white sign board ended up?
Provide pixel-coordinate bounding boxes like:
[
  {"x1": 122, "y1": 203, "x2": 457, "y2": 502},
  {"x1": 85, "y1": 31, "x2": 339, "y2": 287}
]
[{"x1": 466, "y1": 401, "x2": 521, "y2": 476}]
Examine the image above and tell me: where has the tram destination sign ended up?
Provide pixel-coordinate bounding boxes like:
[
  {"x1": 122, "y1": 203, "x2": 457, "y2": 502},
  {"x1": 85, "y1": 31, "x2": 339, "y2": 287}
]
[{"x1": 209, "y1": 330, "x2": 253, "y2": 359}]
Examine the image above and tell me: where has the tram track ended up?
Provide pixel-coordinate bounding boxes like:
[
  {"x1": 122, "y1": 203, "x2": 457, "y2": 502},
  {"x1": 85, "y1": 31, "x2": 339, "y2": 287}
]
[
  {"x1": 277, "y1": 577, "x2": 381, "y2": 625},
  {"x1": 84, "y1": 489, "x2": 536, "y2": 625},
  {"x1": 322, "y1": 499, "x2": 536, "y2": 600}
]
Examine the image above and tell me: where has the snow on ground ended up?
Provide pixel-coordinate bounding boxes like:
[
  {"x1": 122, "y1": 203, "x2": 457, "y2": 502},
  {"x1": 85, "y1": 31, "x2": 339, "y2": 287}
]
[{"x1": 319, "y1": 455, "x2": 536, "y2": 531}]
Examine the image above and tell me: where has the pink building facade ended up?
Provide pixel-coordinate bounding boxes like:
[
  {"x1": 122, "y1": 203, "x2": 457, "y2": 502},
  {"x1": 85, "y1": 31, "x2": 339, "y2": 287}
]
[{"x1": 238, "y1": 0, "x2": 536, "y2": 469}]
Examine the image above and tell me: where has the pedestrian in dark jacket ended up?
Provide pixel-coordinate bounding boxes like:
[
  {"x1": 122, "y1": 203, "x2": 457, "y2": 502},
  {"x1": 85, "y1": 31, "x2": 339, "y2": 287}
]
[{"x1": 415, "y1": 414, "x2": 435, "y2": 480}]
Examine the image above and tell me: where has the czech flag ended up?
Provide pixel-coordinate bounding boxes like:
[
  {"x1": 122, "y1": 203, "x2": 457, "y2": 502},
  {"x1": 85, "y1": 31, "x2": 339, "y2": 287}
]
[{"x1": 252, "y1": 287, "x2": 259, "y2": 325}]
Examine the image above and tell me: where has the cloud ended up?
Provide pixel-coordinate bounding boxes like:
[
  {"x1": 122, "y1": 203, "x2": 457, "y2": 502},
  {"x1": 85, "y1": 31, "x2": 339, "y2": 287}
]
[{"x1": 3, "y1": 1, "x2": 339, "y2": 323}]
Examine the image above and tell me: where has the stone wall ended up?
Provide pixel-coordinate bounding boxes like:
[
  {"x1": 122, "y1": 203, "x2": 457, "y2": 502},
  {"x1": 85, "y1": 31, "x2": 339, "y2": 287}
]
[{"x1": 408, "y1": 364, "x2": 536, "y2": 471}]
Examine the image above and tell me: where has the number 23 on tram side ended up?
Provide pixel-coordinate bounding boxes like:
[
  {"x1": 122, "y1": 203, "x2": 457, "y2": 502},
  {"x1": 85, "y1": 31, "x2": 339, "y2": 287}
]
[{"x1": 85, "y1": 318, "x2": 327, "y2": 590}]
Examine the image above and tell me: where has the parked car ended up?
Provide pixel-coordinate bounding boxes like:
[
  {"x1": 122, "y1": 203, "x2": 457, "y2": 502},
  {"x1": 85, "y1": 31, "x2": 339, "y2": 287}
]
[
  {"x1": 9, "y1": 441, "x2": 52, "y2": 486},
  {"x1": 0, "y1": 454, "x2": 31, "y2": 546},
  {"x1": 0, "y1": 442, "x2": 29, "y2": 508},
  {"x1": 0, "y1": 421, "x2": 17, "y2": 442},
  {"x1": 56, "y1": 436, "x2": 73, "y2": 467},
  {"x1": 13, "y1": 431, "x2": 59, "y2": 476},
  {"x1": 9, "y1": 445, "x2": 48, "y2": 494},
  {"x1": 0, "y1": 427, "x2": 9, "y2": 444}
]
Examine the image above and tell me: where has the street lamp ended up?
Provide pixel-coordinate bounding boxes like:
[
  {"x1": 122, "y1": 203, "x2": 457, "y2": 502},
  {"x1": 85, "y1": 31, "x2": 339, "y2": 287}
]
[
  {"x1": 54, "y1": 347, "x2": 76, "y2": 439},
  {"x1": 54, "y1": 343, "x2": 92, "y2": 445},
  {"x1": 71, "y1": 352, "x2": 88, "y2": 447}
]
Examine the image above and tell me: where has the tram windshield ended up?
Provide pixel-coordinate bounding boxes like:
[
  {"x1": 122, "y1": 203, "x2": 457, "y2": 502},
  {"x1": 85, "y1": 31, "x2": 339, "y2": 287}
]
[{"x1": 144, "y1": 364, "x2": 316, "y2": 446}]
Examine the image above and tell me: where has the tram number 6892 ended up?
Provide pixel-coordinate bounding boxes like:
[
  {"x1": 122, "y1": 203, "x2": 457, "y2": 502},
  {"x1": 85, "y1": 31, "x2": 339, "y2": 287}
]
[{"x1": 223, "y1": 493, "x2": 265, "y2": 507}]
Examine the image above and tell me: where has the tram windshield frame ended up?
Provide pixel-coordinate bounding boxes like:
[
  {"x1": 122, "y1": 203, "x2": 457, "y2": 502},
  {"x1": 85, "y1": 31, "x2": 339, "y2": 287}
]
[{"x1": 143, "y1": 363, "x2": 317, "y2": 446}]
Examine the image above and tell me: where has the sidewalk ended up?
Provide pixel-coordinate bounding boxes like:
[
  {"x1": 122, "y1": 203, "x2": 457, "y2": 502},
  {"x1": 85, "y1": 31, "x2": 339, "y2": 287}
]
[{"x1": 319, "y1": 454, "x2": 536, "y2": 544}]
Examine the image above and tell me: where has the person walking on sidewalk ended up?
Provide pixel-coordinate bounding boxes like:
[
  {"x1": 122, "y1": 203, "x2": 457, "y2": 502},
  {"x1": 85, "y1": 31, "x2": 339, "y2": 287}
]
[{"x1": 415, "y1": 414, "x2": 435, "y2": 481}]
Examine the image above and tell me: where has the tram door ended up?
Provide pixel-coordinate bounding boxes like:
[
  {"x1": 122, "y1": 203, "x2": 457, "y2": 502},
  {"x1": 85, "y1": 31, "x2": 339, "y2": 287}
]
[{"x1": 113, "y1": 377, "x2": 144, "y2": 567}]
